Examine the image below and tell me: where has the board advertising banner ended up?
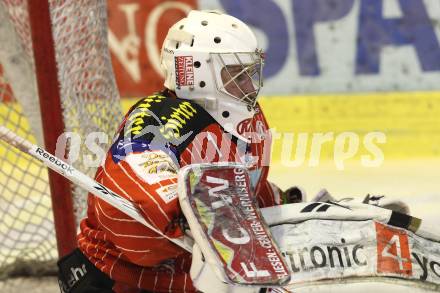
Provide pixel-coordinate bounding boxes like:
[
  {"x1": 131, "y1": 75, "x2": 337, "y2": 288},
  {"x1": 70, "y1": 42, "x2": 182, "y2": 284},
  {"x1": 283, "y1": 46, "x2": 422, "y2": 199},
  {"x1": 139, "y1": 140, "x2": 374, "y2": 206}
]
[
  {"x1": 108, "y1": 0, "x2": 196, "y2": 96},
  {"x1": 108, "y1": 0, "x2": 440, "y2": 96}
]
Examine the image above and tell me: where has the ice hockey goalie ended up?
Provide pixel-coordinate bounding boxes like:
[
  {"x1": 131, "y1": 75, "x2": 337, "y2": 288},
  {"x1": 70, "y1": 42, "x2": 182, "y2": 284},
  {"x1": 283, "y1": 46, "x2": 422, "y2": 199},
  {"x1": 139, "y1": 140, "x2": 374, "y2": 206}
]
[{"x1": 58, "y1": 10, "x2": 286, "y2": 293}]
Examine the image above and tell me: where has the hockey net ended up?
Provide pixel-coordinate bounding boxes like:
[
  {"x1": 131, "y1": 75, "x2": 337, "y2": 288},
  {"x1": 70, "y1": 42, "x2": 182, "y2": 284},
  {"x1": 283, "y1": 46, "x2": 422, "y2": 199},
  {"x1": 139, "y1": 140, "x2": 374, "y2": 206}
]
[{"x1": 0, "y1": 0, "x2": 122, "y2": 282}]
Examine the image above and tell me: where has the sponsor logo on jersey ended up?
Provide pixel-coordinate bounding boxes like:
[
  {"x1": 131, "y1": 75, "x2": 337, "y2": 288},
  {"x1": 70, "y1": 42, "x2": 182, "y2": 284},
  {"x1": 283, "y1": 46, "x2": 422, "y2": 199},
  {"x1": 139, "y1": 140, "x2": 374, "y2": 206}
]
[
  {"x1": 126, "y1": 150, "x2": 178, "y2": 185},
  {"x1": 159, "y1": 101, "x2": 197, "y2": 140},
  {"x1": 126, "y1": 95, "x2": 166, "y2": 136},
  {"x1": 175, "y1": 56, "x2": 194, "y2": 87},
  {"x1": 125, "y1": 95, "x2": 197, "y2": 141},
  {"x1": 156, "y1": 184, "x2": 178, "y2": 204}
]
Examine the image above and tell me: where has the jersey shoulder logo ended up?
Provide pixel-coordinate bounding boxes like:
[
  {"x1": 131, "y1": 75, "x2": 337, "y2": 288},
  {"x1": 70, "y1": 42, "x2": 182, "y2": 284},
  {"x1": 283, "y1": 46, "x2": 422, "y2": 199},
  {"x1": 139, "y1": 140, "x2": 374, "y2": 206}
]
[{"x1": 113, "y1": 92, "x2": 217, "y2": 160}]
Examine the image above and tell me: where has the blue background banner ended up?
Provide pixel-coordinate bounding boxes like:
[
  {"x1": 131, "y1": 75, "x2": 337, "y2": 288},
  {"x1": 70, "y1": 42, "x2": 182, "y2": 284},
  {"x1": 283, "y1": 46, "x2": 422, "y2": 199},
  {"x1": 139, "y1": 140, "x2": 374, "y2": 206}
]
[{"x1": 199, "y1": 0, "x2": 440, "y2": 94}]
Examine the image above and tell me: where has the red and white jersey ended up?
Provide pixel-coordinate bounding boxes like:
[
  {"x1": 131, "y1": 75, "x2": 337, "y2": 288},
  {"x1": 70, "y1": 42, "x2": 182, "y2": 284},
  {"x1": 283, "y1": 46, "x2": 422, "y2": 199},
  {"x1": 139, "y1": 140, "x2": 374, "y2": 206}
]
[{"x1": 77, "y1": 90, "x2": 282, "y2": 292}]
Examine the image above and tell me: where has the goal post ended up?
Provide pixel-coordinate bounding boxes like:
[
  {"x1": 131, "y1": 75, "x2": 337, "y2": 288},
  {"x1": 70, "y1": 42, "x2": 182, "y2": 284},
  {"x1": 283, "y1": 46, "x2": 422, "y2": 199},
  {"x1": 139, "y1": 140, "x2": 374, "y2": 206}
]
[
  {"x1": 27, "y1": 0, "x2": 77, "y2": 258},
  {"x1": 0, "y1": 0, "x2": 123, "y2": 279}
]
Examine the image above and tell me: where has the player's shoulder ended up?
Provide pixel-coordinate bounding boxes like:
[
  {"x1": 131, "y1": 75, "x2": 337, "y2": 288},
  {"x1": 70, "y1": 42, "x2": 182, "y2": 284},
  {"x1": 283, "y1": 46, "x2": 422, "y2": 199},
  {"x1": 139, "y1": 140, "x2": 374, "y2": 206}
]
[
  {"x1": 128, "y1": 92, "x2": 204, "y2": 120},
  {"x1": 123, "y1": 91, "x2": 215, "y2": 147}
]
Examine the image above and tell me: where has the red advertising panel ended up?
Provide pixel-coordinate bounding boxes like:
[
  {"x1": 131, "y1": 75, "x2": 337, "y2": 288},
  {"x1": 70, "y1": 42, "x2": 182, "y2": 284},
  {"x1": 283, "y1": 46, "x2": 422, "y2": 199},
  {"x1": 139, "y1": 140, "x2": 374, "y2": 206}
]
[{"x1": 108, "y1": 0, "x2": 196, "y2": 97}]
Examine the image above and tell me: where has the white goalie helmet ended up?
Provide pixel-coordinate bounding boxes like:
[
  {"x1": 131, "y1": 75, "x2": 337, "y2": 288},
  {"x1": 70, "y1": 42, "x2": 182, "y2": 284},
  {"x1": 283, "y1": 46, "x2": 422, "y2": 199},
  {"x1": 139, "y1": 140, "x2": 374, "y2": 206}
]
[{"x1": 160, "y1": 10, "x2": 264, "y2": 142}]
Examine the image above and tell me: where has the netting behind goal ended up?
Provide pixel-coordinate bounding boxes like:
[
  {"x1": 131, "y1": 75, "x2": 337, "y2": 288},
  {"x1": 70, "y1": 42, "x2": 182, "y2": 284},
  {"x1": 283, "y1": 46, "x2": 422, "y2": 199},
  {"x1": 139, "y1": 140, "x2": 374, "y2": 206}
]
[{"x1": 0, "y1": 0, "x2": 122, "y2": 281}]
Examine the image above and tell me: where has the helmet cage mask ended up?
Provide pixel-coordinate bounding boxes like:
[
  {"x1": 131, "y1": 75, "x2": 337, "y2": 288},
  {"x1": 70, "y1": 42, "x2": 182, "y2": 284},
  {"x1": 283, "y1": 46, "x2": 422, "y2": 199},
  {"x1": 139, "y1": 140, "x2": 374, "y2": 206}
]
[{"x1": 210, "y1": 50, "x2": 264, "y2": 108}]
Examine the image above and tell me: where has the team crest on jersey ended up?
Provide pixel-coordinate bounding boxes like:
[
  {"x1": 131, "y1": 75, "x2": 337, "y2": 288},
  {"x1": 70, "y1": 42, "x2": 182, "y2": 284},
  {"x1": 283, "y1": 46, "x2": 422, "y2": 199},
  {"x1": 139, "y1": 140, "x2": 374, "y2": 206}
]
[
  {"x1": 125, "y1": 150, "x2": 178, "y2": 185},
  {"x1": 175, "y1": 56, "x2": 194, "y2": 87},
  {"x1": 236, "y1": 118, "x2": 253, "y2": 135}
]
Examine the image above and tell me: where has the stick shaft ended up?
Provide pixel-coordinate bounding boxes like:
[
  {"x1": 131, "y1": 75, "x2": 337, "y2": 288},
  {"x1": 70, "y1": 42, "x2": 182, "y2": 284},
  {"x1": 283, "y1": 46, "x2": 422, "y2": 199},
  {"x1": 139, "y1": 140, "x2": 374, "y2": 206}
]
[{"x1": 0, "y1": 125, "x2": 191, "y2": 252}]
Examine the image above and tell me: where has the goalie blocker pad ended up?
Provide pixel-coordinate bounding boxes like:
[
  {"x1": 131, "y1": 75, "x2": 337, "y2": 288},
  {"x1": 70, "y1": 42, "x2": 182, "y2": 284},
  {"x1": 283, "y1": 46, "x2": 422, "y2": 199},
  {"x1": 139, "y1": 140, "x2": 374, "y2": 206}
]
[{"x1": 178, "y1": 163, "x2": 291, "y2": 286}]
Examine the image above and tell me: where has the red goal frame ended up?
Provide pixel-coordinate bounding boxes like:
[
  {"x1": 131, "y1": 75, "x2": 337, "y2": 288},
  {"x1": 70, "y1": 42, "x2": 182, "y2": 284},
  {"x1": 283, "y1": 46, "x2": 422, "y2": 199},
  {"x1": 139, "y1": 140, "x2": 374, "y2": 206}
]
[{"x1": 27, "y1": 0, "x2": 77, "y2": 258}]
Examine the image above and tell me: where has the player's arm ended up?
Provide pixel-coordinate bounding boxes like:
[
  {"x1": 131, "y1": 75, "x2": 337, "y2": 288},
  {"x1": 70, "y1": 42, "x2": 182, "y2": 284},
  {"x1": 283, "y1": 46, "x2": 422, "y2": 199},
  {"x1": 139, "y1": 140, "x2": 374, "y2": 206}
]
[
  {"x1": 255, "y1": 106, "x2": 305, "y2": 206},
  {"x1": 92, "y1": 140, "x2": 186, "y2": 266}
]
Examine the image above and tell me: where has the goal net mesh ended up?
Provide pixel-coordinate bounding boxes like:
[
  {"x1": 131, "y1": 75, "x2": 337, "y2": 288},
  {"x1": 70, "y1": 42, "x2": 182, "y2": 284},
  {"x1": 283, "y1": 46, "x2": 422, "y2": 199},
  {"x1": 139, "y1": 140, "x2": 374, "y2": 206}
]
[{"x1": 0, "y1": 0, "x2": 122, "y2": 282}]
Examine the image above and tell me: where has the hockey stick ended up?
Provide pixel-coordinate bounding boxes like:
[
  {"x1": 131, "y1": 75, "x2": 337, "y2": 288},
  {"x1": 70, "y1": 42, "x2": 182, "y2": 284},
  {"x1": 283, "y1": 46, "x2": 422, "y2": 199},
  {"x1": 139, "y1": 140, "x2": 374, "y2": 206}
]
[
  {"x1": 1, "y1": 125, "x2": 291, "y2": 287},
  {"x1": 0, "y1": 125, "x2": 192, "y2": 252}
]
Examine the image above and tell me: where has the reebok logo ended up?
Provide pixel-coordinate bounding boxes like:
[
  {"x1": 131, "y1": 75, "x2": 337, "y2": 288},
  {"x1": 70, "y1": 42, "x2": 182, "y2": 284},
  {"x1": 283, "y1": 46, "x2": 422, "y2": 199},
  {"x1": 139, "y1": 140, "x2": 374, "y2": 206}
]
[
  {"x1": 300, "y1": 202, "x2": 350, "y2": 213},
  {"x1": 36, "y1": 147, "x2": 74, "y2": 174}
]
